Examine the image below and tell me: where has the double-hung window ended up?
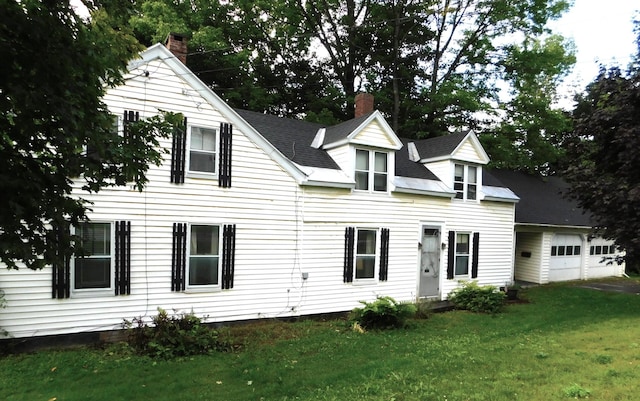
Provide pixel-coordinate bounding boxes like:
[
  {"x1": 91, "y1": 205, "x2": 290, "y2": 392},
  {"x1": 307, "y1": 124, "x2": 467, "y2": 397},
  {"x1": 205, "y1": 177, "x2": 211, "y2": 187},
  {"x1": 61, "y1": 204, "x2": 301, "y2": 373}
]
[
  {"x1": 189, "y1": 127, "x2": 217, "y2": 174},
  {"x1": 355, "y1": 149, "x2": 388, "y2": 192},
  {"x1": 447, "y1": 231, "x2": 479, "y2": 279},
  {"x1": 454, "y1": 233, "x2": 470, "y2": 276},
  {"x1": 188, "y1": 225, "x2": 221, "y2": 288},
  {"x1": 454, "y1": 164, "x2": 477, "y2": 200},
  {"x1": 74, "y1": 222, "x2": 112, "y2": 290},
  {"x1": 344, "y1": 227, "x2": 390, "y2": 283},
  {"x1": 355, "y1": 229, "x2": 377, "y2": 280}
]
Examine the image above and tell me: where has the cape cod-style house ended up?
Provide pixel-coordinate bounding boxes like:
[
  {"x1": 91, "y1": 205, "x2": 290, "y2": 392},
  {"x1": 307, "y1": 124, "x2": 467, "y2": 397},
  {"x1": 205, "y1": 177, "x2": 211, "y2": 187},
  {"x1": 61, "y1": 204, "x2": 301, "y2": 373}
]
[{"x1": 0, "y1": 36, "x2": 617, "y2": 341}]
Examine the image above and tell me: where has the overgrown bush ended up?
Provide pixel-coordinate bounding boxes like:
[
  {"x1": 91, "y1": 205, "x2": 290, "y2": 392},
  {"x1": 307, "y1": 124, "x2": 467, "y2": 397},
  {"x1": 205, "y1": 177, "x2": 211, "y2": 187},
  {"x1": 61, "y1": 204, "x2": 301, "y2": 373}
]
[
  {"x1": 448, "y1": 281, "x2": 506, "y2": 314},
  {"x1": 350, "y1": 296, "x2": 417, "y2": 330},
  {"x1": 123, "y1": 308, "x2": 229, "y2": 359}
]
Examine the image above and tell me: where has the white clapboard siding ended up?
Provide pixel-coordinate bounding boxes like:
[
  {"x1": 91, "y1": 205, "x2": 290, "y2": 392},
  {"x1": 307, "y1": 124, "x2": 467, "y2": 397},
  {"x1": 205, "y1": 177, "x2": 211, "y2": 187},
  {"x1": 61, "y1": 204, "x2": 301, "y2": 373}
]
[
  {"x1": 352, "y1": 120, "x2": 396, "y2": 149},
  {"x1": 514, "y1": 232, "x2": 544, "y2": 283},
  {"x1": 452, "y1": 138, "x2": 485, "y2": 164}
]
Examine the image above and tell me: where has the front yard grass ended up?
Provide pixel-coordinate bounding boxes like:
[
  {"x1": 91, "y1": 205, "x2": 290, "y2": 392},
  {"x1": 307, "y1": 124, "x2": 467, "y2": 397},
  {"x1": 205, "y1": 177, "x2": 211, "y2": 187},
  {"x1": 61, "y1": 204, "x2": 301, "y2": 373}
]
[{"x1": 2, "y1": 281, "x2": 640, "y2": 400}]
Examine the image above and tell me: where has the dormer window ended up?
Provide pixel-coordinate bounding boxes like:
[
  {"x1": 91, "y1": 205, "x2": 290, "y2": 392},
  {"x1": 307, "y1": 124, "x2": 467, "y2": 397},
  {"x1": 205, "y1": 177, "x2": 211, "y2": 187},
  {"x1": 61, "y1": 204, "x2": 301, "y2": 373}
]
[
  {"x1": 355, "y1": 149, "x2": 388, "y2": 192},
  {"x1": 454, "y1": 164, "x2": 477, "y2": 200}
]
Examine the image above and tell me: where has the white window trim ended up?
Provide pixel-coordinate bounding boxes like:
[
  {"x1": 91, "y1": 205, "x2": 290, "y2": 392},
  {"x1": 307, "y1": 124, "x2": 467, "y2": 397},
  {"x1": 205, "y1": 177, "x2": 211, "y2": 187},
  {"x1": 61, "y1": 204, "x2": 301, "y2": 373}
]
[
  {"x1": 352, "y1": 227, "x2": 380, "y2": 284},
  {"x1": 71, "y1": 221, "x2": 115, "y2": 297},
  {"x1": 186, "y1": 125, "x2": 218, "y2": 179},
  {"x1": 354, "y1": 149, "x2": 389, "y2": 193},
  {"x1": 453, "y1": 231, "x2": 472, "y2": 278},
  {"x1": 453, "y1": 163, "x2": 479, "y2": 202},
  {"x1": 185, "y1": 223, "x2": 223, "y2": 292}
]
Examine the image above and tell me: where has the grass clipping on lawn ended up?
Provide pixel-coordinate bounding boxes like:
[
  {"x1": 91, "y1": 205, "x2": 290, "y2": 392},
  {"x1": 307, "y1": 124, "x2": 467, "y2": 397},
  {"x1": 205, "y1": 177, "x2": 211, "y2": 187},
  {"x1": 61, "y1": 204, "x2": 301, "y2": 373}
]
[{"x1": 2, "y1": 281, "x2": 640, "y2": 401}]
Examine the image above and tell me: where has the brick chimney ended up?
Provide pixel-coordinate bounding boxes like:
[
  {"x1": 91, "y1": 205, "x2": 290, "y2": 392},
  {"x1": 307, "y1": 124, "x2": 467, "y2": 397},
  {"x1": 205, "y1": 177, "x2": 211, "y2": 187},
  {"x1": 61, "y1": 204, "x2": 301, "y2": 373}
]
[
  {"x1": 354, "y1": 92, "x2": 374, "y2": 118},
  {"x1": 165, "y1": 33, "x2": 188, "y2": 64}
]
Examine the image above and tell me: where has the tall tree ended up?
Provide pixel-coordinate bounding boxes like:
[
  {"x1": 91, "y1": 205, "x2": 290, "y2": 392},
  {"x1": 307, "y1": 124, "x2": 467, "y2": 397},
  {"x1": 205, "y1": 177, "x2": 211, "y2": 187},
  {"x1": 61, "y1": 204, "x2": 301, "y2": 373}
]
[
  {"x1": 565, "y1": 28, "x2": 640, "y2": 269},
  {"x1": 481, "y1": 35, "x2": 575, "y2": 174},
  {"x1": 0, "y1": 1, "x2": 177, "y2": 270}
]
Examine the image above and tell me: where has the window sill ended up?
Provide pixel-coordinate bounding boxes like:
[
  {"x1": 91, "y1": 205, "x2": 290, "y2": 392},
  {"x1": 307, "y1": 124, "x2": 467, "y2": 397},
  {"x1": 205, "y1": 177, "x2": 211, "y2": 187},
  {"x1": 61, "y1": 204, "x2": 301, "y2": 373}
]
[
  {"x1": 183, "y1": 286, "x2": 222, "y2": 294},
  {"x1": 71, "y1": 289, "x2": 114, "y2": 298},
  {"x1": 187, "y1": 171, "x2": 217, "y2": 180},
  {"x1": 351, "y1": 279, "x2": 378, "y2": 286}
]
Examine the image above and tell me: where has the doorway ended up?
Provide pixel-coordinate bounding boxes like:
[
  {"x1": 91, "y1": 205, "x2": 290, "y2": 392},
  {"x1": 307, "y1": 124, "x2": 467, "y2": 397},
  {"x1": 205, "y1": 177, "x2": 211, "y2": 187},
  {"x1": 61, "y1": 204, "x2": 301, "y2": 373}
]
[{"x1": 419, "y1": 226, "x2": 441, "y2": 298}]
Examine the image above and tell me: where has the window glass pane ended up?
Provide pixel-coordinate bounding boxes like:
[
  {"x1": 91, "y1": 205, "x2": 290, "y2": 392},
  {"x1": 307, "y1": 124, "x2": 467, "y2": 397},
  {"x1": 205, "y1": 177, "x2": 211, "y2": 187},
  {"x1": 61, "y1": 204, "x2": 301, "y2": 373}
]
[
  {"x1": 558, "y1": 246, "x2": 565, "y2": 256},
  {"x1": 77, "y1": 223, "x2": 110, "y2": 256},
  {"x1": 566, "y1": 246, "x2": 573, "y2": 256},
  {"x1": 456, "y1": 233, "x2": 469, "y2": 253},
  {"x1": 467, "y1": 184, "x2": 477, "y2": 200},
  {"x1": 355, "y1": 171, "x2": 369, "y2": 190},
  {"x1": 551, "y1": 246, "x2": 557, "y2": 256},
  {"x1": 455, "y1": 256, "x2": 469, "y2": 275},
  {"x1": 189, "y1": 256, "x2": 219, "y2": 285},
  {"x1": 374, "y1": 152, "x2": 387, "y2": 173},
  {"x1": 595, "y1": 246, "x2": 602, "y2": 255},
  {"x1": 191, "y1": 127, "x2": 216, "y2": 151},
  {"x1": 191, "y1": 225, "x2": 220, "y2": 255},
  {"x1": 454, "y1": 164, "x2": 464, "y2": 181},
  {"x1": 189, "y1": 151, "x2": 216, "y2": 173},
  {"x1": 357, "y1": 230, "x2": 377, "y2": 254},
  {"x1": 356, "y1": 150, "x2": 369, "y2": 170},
  {"x1": 355, "y1": 256, "x2": 375, "y2": 279},
  {"x1": 75, "y1": 257, "x2": 110, "y2": 289},
  {"x1": 574, "y1": 246, "x2": 581, "y2": 255},
  {"x1": 468, "y1": 166, "x2": 477, "y2": 184},
  {"x1": 590, "y1": 246, "x2": 594, "y2": 255},
  {"x1": 373, "y1": 173, "x2": 387, "y2": 192}
]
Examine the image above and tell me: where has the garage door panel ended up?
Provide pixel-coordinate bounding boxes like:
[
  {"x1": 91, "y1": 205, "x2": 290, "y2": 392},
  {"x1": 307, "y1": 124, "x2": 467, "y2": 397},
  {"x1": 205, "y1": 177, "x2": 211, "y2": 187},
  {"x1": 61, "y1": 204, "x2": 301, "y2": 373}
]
[{"x1": 549, "y1": 234, "x2": 582, "y2": 281}]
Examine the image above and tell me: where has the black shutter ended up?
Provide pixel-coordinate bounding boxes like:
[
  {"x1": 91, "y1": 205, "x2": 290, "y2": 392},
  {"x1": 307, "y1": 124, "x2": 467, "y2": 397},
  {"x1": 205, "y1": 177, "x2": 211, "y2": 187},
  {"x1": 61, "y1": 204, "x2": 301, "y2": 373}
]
[
  {"x1": 52, "y1": 223, "x2": 71, "y2": 299},
  {"x1": 172, "y1": 223, "x2": 187, "y2": 291},
  {"x1": 343, "y1": 227, "x2": 355, "y2": 283},
  {"x1": 471, "y1": 232, "x2": 480, "y2": 279},
  {"x1": 123, "y1": 110, "x2": 140, "y2": 145},
  {"x1": 219, "y1": 122, "x2": 232, "y2": 188},
  {"x1": 379, "y1": 228, "x2": 390, "y2": 281},
  {"x1": 222, "y1": 224, "x2": 236, "y2": 290},
  {"x1": 115, "y1": 221, "x2": 131, "y2": 295},
  {"x1": 170, "y1": 117, "x2": 187, "y2": 184},
  {"x1": 447, "y1": 231, "x2": 455, "y2": 280}
]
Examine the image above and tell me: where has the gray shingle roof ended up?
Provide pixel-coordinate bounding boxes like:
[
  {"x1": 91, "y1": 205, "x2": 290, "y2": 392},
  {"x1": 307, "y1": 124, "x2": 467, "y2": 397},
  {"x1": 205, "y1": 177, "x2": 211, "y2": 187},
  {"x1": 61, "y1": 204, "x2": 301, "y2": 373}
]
[
  {"x1": 396, "y1": 138, "x2": 440, "y2": 180},
  {"x1": 489, "y1": 170, "x2": 592, "y2": 227},
  {"x1": 234, "y1": 109, "x2": 340, "y2": 169},
  {"x1": 411, "y1": 131, "x2": 469, "y2": 160},
  {"x1": 323, "y1": 112, "x2": 375, "y2": 144}
]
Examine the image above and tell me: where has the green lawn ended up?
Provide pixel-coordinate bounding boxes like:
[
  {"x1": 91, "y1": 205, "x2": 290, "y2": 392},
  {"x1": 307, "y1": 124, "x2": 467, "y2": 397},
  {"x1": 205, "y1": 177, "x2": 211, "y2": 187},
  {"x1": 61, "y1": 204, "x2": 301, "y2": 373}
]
[{"x1": 2, "y1": 281, "x2": 640, "y2": 401}]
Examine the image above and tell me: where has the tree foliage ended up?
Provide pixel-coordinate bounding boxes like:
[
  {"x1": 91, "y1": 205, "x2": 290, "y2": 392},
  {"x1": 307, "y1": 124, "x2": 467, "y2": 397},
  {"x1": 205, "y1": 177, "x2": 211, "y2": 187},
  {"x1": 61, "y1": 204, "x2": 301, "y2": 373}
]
[
  {"x1": 565, "y1": 28, "x2": 640, "y2": 268},
  {"x1": 129, "y1": 0, "x2": 575, "y2": 149},
  {"x1": 0, "y1": 1, "x2": 179, "y2": 270}
]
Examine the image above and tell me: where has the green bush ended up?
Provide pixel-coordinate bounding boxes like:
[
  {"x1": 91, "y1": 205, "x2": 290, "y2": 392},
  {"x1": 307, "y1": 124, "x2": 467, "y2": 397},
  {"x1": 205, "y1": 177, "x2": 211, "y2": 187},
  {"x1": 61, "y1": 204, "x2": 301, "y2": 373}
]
[
  {"x1": 448, "y1": 281, "x2": 506, "y2": 314},
  {"x1": 123, "y1": 308, "x2": 229, "y2": 359},
  {"x1": 350, "y1": 296, "x2": 417, "y2": 330}
]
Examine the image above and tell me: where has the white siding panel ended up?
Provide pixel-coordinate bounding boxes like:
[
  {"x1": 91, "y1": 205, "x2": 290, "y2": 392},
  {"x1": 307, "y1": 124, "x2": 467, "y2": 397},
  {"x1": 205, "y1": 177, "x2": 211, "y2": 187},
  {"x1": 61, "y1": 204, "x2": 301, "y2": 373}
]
[
  {"x1": 424, "y1": 160, "x2": 451, "y2": 184},
  {"x1": 514, "y1": 232, "x2": 543, "y2": 283},
  {"x1": 452, "y1": 139, "x2": 484, "y2": 163},
  {"x1": 352, "y1": 121, "x2": 395, "y2": 148}
]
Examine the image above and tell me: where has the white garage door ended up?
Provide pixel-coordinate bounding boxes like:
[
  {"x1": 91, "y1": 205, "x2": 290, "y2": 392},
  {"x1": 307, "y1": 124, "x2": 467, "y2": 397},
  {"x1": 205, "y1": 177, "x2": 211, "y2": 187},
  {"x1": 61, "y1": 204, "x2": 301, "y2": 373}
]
[{"x1": 549, "y1": 234, "x2": 583, "y2": 281}]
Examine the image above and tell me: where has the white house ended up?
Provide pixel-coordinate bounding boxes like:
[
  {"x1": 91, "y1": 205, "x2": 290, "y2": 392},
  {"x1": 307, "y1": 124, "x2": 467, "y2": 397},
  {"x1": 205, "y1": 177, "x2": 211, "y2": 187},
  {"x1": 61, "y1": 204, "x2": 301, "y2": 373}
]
[
  {"x1": 0, "y1": 37, "x2": 521, "y2": 340},
  {"x1": 488, "y1": 170, "x2": 625, "y2": 284}
]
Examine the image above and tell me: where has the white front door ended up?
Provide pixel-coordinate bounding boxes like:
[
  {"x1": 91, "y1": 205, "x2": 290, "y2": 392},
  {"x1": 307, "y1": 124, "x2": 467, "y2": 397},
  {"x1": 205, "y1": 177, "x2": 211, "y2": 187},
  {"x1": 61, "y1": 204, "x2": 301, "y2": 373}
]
[{"x1": 419, "y1": 227, "x2": 441, "y2": 297}]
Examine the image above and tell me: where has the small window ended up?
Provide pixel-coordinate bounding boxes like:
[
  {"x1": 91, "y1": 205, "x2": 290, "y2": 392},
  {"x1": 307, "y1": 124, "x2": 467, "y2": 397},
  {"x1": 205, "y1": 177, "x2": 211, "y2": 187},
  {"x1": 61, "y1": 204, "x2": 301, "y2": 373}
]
[
  {"x1": 551, "y1": 246, "x2": 557, "y2": 256},
  {"x1": 189, "y1": 127, "x2": 217, "y2": 173},
  {"x1": 558, "y1": 246, "x2": 565, "y2": 256},
  {"x1": 595, "y1": 245, "x2": 602, "y2": 255},
  {"x1": 455, "y1": 233, "x2": 470, "y2": 276},
  {"x1": 574, "y1": 246, "x2": 581, "y2": 255},
  {"x1": 189, "y1": 225, "x2": 221, "y2": 287},
  {"x1": 355, "y1": 229, "x2": 377, "y2": 280},
  {"x1": 355, "y1": 149, "x2": 388, "y2": 192},
  {"x1": 74, "y1": 222, "x2": 112, "y2": 290},
  {"x1": 453, "y1": 164, "x2": 478, "y2": 201},
  {"x1": 590, "y1": 246, "x2": 594, "y2": 255}
]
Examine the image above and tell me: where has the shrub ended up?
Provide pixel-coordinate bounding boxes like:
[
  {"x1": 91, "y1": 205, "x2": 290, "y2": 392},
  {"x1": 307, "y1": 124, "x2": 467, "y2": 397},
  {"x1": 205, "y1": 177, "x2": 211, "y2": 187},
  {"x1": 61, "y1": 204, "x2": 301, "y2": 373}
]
[
  {"x1": 448, "y1": 281, "x2": 506, "y2": 314},
  {"x1": 123, "y1": 308, "x2": 229, "y2": 359},
  {"x1": 563, "y1": 383, "x2": 591, "y2": 398},
  {"x1": 350, "y1": 296, "x2": 417, "y2": 330}
]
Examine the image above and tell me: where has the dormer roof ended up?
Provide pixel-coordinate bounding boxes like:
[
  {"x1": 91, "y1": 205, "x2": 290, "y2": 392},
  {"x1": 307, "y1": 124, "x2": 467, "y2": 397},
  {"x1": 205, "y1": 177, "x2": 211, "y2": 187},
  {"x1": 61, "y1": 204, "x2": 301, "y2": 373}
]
[
  {"x1": 409, "y1": 131, "x2": 489, "y2": 164},
  {"x1": 320, "y1": 111, "x2": 403, "y2": 150}
]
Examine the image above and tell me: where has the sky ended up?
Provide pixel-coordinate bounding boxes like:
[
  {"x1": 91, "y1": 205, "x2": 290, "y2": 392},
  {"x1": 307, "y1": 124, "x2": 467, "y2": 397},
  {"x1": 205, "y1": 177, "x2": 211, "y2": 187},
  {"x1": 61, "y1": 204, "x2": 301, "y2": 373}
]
[{"x1": 549, "y1": 0, "x2": 638, "y2": 108}]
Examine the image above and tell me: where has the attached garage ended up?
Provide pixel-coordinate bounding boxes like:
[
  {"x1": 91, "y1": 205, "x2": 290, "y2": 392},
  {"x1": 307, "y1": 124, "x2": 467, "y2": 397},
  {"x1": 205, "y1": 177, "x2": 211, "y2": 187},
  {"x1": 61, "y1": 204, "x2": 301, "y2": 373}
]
[{"x1": 549, "y1": 234, "x2": 584, "y2": 281}]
